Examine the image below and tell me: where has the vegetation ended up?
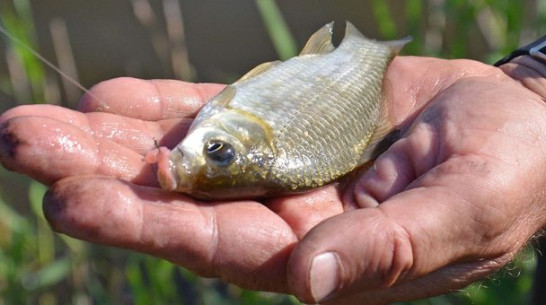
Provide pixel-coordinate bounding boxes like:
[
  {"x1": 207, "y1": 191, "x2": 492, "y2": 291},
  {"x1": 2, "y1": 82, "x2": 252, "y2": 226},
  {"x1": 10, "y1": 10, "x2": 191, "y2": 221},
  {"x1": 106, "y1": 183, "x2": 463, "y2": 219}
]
[{"x1": 0, "y1": 0, "x2": 545, "y2": 304}]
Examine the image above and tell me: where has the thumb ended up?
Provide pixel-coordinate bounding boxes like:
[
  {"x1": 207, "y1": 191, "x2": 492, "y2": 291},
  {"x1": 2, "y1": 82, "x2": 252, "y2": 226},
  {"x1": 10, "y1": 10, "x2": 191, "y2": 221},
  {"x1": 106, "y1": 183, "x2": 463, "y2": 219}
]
[
  {"x1": 286, "y1": 174, "x2": 527, "y2": 304},
  {"x1": 286, "y1": 207, "x2": 413, "y2": 304}
]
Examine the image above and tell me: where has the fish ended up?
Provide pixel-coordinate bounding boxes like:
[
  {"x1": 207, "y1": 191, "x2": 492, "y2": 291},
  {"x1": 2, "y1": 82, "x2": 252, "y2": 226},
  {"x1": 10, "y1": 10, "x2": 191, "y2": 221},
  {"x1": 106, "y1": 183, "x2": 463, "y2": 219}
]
[{"x1": 154, "y1": 21, "x2": 411, "y2": 200}]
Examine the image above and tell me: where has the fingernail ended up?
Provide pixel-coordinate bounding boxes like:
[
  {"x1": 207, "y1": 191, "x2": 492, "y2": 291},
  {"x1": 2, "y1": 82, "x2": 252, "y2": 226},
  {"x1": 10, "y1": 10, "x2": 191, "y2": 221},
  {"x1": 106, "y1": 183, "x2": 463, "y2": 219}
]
[
  {"x1": 351, "y1": 170, "x2": 380, "y2": 208},
  {"x1": 0, "y1": 122, "x2": 19, "y2": 159},
  {"x1": 355, "y1": 189, "x2": 379, "y2": 208},
  {"x1": 309, "y1": 252, "x2": 341, "y2": 302}
]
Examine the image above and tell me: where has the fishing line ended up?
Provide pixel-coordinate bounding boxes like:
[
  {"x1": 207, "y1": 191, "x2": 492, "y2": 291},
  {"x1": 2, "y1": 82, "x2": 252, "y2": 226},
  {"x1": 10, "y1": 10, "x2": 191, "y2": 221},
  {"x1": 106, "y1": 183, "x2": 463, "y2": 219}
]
[{"x1": 0, "y1": 24, "x2": 107, "y2": 106}]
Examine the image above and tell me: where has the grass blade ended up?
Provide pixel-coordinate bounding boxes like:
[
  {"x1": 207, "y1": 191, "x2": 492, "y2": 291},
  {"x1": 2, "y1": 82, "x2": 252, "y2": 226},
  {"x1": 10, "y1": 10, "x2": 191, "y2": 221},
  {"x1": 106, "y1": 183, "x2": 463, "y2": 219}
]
[{"x1": 255, "y1": 0, "x2": 297, "y2": 60}]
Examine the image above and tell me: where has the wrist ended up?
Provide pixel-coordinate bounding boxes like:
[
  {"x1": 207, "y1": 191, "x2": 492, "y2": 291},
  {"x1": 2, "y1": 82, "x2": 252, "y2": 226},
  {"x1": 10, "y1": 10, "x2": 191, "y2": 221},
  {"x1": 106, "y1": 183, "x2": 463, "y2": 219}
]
[{"x1": 497, "y1": 56, "x2": 546, "y2": 100}]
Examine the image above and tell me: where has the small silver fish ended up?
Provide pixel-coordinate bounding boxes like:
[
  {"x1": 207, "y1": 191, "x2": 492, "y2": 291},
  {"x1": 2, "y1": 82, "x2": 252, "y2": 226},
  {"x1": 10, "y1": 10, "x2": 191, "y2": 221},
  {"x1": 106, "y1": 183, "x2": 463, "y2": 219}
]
[{"x1": 155, "y1": 21, "x2": 411, "y2": 200}]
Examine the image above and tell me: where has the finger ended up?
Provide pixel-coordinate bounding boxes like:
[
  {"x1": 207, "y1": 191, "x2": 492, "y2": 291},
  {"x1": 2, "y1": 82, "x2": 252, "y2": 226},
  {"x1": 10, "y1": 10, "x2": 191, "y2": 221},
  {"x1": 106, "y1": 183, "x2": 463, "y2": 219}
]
[
  {"x1": 43, "y1": 175, "x2": 297, "y2": 293},
  {"x1": 0, "y1": 116, "x2": 156, "y2": 185},
  {"x1": 0, "y1": 104, "x2": 85, "y2": 126},
  {"x1": 346, "y1": 121, "x2": 439, "y2": 208},
  {"x1": 266, "y1": 185, "x2": 345, "y2": 239},
  {"x1": 1, "y1": 104, "x2": 194, "y2": 155},
  {"x1": 288, "y1": 153, "x2": 543, "y2": 303},
  {"x1": 78, "y1": 77, "x2": 225, "y2": 120},
  {"x1": 346, "y1": 72, "x2": 537, "y2": 208}
]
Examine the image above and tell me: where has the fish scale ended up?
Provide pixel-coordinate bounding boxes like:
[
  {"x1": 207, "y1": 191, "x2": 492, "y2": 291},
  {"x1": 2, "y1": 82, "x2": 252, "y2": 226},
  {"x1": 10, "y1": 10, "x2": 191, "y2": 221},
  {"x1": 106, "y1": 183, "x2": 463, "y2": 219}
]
[{"x1": 157, "y1": 22, "x2": 411, "y2": 200}]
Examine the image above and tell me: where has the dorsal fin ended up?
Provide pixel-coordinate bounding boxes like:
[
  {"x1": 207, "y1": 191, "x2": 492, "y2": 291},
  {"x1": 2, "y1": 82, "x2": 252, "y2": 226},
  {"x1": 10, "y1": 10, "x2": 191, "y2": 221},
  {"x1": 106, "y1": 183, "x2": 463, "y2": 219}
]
[
  {"x1": 343, "y1": 21, "x2": 366, "y2": 40},
  {"x1": 235, "y1": 61, "x2": 281, "y2": 84},
  {"x1": 299, "y1": 22, "x2": 335, "y2": 55}
]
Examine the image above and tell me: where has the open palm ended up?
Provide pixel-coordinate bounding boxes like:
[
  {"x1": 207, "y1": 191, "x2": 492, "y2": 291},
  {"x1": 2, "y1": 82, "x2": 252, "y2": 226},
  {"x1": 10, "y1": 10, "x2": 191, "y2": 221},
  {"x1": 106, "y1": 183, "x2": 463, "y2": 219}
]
[{"x1": 2, "y1": 56, "x2": 546, "y2": 304}]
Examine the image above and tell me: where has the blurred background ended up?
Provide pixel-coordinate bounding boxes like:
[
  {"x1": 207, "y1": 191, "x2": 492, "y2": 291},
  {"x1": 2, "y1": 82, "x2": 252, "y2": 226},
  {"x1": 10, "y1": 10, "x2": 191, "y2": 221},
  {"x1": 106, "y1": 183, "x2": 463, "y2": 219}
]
[{"x1": 0, "y1": 0, "x2": 545, "y2": 304}]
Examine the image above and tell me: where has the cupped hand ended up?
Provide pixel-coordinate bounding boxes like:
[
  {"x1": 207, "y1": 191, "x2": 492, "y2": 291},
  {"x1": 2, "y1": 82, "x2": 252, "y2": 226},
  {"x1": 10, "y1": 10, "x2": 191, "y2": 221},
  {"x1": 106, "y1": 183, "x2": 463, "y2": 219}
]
[{"x1": 2, "y1": 56, "x2": 546, "y2": 304}]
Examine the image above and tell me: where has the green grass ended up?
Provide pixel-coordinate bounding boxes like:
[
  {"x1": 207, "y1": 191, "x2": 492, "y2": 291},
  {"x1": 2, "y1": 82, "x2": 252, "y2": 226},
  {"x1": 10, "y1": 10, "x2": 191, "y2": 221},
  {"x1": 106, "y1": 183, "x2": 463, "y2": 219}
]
[
  {"x1": 0, "y1": 0, "x2": 545, "y2": 304},
  {"x1": 256, "y1": 0, "x2": 298, "y2": 60}
]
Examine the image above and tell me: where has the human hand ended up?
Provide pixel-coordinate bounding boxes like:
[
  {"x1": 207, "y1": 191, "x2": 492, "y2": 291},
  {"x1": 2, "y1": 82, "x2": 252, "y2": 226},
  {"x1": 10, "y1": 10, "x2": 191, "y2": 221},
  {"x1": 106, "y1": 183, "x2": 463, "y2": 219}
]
[{"x1": 2, "y1": 56, "x2": 546, "y2": 304}]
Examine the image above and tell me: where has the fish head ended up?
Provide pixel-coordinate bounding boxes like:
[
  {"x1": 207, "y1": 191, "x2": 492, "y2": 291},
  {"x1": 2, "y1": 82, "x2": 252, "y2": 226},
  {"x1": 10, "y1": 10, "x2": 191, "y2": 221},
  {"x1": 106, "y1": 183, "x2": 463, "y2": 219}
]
[{"x1": 158, "y1": 111, "x2": 275, "y2": 200}]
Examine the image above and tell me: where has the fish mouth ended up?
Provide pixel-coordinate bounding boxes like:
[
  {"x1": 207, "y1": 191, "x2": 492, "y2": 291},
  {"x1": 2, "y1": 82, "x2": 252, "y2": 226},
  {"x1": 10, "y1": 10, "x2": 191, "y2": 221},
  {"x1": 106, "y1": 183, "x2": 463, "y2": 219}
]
[
  {"x1": 156, "y1": 147, "x2": 193, "y2": 192},
  {"x1": 156, "y1": 147, "x2": 178, "y2": 191}
]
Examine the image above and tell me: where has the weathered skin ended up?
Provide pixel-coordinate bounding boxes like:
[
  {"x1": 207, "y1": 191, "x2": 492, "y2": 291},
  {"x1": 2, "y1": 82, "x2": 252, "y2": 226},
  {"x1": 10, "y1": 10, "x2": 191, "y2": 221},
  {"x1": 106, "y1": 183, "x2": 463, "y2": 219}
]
[{"x1": 155, "y1": 22, "x2": 410, "y2": 200}]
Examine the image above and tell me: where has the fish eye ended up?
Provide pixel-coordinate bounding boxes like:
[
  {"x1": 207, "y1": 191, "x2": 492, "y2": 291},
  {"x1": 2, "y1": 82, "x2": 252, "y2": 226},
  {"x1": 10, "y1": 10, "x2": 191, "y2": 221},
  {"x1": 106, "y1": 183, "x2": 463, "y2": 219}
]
[{"x1": 205, "y1": 140, "x2": 235, "y2": 166}]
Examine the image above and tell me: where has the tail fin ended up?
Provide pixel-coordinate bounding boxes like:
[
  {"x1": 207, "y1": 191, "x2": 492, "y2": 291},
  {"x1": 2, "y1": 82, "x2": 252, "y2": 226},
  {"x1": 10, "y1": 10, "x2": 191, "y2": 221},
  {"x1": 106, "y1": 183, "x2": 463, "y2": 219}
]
[{"x1": 343, "y1": 21, "x2": 412, "y2": 55}]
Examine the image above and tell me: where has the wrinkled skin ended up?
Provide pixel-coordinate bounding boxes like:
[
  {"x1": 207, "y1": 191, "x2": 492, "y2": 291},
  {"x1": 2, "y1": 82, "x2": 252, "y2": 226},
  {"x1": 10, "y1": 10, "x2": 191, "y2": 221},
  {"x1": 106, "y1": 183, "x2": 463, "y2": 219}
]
[{"x1": 2, "y1": 56, "x2": 546, "y2": 304}]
